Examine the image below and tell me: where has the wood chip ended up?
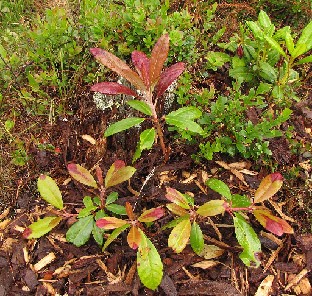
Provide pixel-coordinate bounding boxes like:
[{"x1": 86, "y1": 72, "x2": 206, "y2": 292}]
[
  {"x1": 254, "y1": 275, "x2": 274, "y2": 296},
  {"x1": 81, "y1": 134, "x2": 96, "y2": 145},
  {"x1": 285, "y1": 268, "x2": 309, "y2": 291},
  {"x1": 33, "y1": 252, "x2": 56, "y2": 272},
  {"x1": 0, "y1": 208, "x2": 10, "y2": 220}
]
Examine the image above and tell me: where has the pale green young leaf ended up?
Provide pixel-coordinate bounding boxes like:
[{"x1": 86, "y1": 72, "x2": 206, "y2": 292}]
[
  {"x1": 196, "y1": 200, "x2": 226, "y2": 217},
  {"x1": 66, "y1": 216, "x2": 94, "y2": 247},
  {"x1": 24, "y1": 216, "x2": 62, "y2": 239},
  {"x1": 246, "y1": 21, "x2": 264, "y2": 39},
  {"x1": 166, "y1": 106, "x2": 202, "y2": 120},
  {"x1": 127, "y1": 100, "x2": 152, "y2": 116},
  {"x1": 161, "y1": 215, "x2": 189, "y2": 230},
  {"x1": 233, "y1": 213, "x2": 261, "y2": 267},
  {"x1": 206, "y1": 178, "x2": 232, "y2": 201},
  {"x1": 231, "y1": 194, "x2": 252, "y2": 208},
  {"x1": 168, "y1": 219, "x2": 191, "y2": 253},
  {"x1": 67, "y1": 163, "x2": 98, "y2": 188},
  {"x1": 296, "y1": 20, "x2": 312, "y2": 55},
  {"x1": 291, "y1": 43, "x2": 308, "y2": 59},
  {"x1": 190, "y1": 222, "x2": 204, "y2": 255},
  {"x1": 139, "y1": 128, "x2": 156, "y2": 151},
  {"x1": 258, "y1": 10, "x2": 272, "y2": 29},
  {"x1": 104, "y1": 117, "x2": 145, "y2": 137},
  {"x1": 285, "y1": 31, "x2": 294, "y2": 54},
  {"x1": 102, "y1": 224, "x2": 130, "y2": 250},
  {"x1": 37, "y1": 175, "x2": 64, "y2": 209},
  {"x1": 137, "y1": 230, "x2": 163, "y2": 290}
]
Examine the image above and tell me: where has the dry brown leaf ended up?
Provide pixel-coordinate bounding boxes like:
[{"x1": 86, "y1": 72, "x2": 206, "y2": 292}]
[
  {"x1": 192, "y1": 260, "x2": 220, "y2": 269},
  {"x1": 228, "y1": 161, "x2": 250, "y2": 170},
  {"x1": 81, "y1": 134, "x2": 97, "y2": 145},
  {"x1": 254, "y1": 275, "x2": 274, "y2": 296},
  {"x1": 199, "y1": 244, "x2": 225, "y2": 260}
]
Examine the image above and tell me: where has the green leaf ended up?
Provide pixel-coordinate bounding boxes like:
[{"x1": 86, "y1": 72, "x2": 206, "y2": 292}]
[
  {"x1": 139, "y1": 128, "x2": 156, "y2": 151},
  {"x1": 166, "y1": 118, "x2": 204, "y2": 134},
  {"x1": 285, "y1": 31, "x2": 294, "y2": 54},
  {"x1": 83, "y1": 196, "x2": 94, "y2": 208},
  {"x1": 258, "y1": 61, "x2": 278, "y2": 83},
  {"x1": 263, "y1": 35, "x2": 286, "y2": 57},
  {"x1": 106, "y1": 204, "x2": 127, "y2": 215},
  {"x1": 137, "y1": 231, "x2": 163, "y2": 290},
  {"x1": 105, "y1": 192, "x2": 119, "y2": 205},
  {"x1": 233, "y1": 213, "x2": 261, "y2": 267},
  {"x1": 190, "y1": 222, "x2": 204, "y2": 255},
  {"x1": 168, "y1": 219, "x2": 191, "y2": 253},
  {"x1": 103, "y1": 224, "x2": 130, "y2": 250},
  {"x1": 196, "y1": 200, "x2": 226, "y2": 217},
  {"x1": 231, "y1": 194, "x2": 252, "y2": 208},
  {"x1": 105, "y1": 160, "x2": 136, "y2": 188},
  {"x1": 92, "y1": 223, "x2": 105, "y2": 246},
  {"x1": 104, "y1": 117, "x2": 145, "y2": 137},
  {"x1": 166, "y1": 106, "x2": 202, "y2": 120},
  {"x1": 127, "y1": 100, "x2": 152, "y2": 116},
  {"x1": 67, "y1": 163, "x2": 98, "y2": 188},
  {"x1": 206, "y1": 51, "x2": 231, "y2": 71},
  {"x1": 165, "y1": 188, "x2": 190, "y2": 209},
  {"x1": 229, "y1": 66, "x2": 254, "y2": 82},
  {"x1": 161, "y1": 215, "x2": 189, "y2": 230},
  {"x1": 296, "y1": 20, "x2": 312, "y2": 55},
  {"x1": 246, "y1": 21, "x2": 264, "y2": 39},
  {"x1": 206, "y1": 178, "x2": 232, "y2": 201},
  {"x1": 258, "y1": 11, "x2": 272, "y2": 29},
  {"x1": 23, "y1": 216, "x2": 61, "y2": 239},
  {"x1": 66, "y1": 216, "x2": 94, "y2": 247},
  {"x1": 295, "y1": 54, "x2": 312, "y2": 65},
  {"x1": 291, "y1": 43, "x2": 307, "y2": 59},
  {"x1": 37, "y1": 175, "x2": 64, "y2": 209}
]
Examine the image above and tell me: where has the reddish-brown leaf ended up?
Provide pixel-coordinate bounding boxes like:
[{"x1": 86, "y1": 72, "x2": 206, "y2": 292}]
[
  {"x1": 90, "y1": 48, "x2": 146, "y2": 91},
  {"x1": 95, "y1": 217, "x2": 128, "y2": 230},
  {"x1": 156, "y1": 62, "x2": 185, "y2": 98},
  {"x1": 127, "y1": 226, "x2": 141, "y2": 249},
  {"x1": 149, "y1": 34, "x2": 169, "y2": 86},
  {"x1": 91, "y1": 82, "x2": 137, "y2": 97},
  {"x1": 254, "y1": 173, "x2": 283, "y2": 203},
  {"x1": 165, "y1": 188, "x2": 190, "y2": 209},
  {"x1": 132, "y1": 51, "x2": 150, "y2": 87},
  {"x1": 253, "y1": 209, "x2": 293, "y2": 236},
  {"x1": 138, "y1": 207, "x2": 165, "y2": 222},
  {"x1": 67, "y1": 163, "x2": 98, "y2": 188},
  {"x1": 166, "y1": 203, "x2": 188, "y2": 216},
  {"x1": 125, "y1": 202, "x2": 135, "y2": 220},
  {"x1": 104, "y1": 160, "x2": 136, "y2": 188}
]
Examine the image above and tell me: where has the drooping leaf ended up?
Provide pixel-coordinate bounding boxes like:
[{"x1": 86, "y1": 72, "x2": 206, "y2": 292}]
[
  {"x1": 95, "y1": 217, "x2": 128, "y2": 230},
  {"x1": 37, "y1": 175, "x2": 64, "y2": 209},
  {"x1": 149, "y1": 34, "x2": 169, "y2": 86},
  {"x1": 104, "y1": 117, "x2": 145, "y2": 137},
  {"x1": 253, "y1": 209, "x2": 293, "y2": 236},
  {"x1": 137, "y1": 230, "x2": 163, "y2": 290},
  {"x1": 190, "y1": 222, "x2": 204, "y2": 255},
  {"x1": 165, "y1": 188, "x2": 190, "y2": 209},
  {"x1": 168, "y1": 218, "x2": 191, "y2": 253},
  {"x1": 233, "y1": 213, "x2": 261, "y2": 267},
  {"x1": 155, "y1": 62, "x2": 185, "y2": 98},
  {"x1": 131, "y1": 50, "x2": 150, "y2": 86},
  {"x1": 196, "y1": 200, "x2": 226, "y2": 217},
  {"x1": 127, "y1": 100, "x2": 152, "y2": 115},
  {"x1": 296, "y1": 20, "x2": 312, "y2": 55},
  {"x1": 102, "y1": 224, "x2": 130, "y2": 250},
  {"x1": 104, "y1": 160, "x2": 136, "y2": 188},
  {"x1": 23, "y1": 216, "x2": 62, "y2": 239},
  {"x1": 166, "y1": 203, "x2": 188, "y2": 216},
  {"x1": 91, "y1": 82, "x2": 137, "y2": 97},
  {"x1": 90, "y1": 48, "x2": 146, "y2": 91},
  {"x1": 106, "y1": 204, "x2": 127, "y2": 215},
  {"x1": 66, "y1": 215, "x2": 94, "y2": 247},
  {"x1": 127, "y1": 225, "x2": 141, "y2": 249},
  {"x1": 254, "y1": 173, "x2": 283, "y2": 203},
  {"x1": 206, "y1": 178, "x2": 232, "y2": 201},
  {"x1": 67, "y1": 163, "x2": 98, "y2": 188},
  {"x1": 138, "y1": 207, "x2": 165, "y2": 222}
]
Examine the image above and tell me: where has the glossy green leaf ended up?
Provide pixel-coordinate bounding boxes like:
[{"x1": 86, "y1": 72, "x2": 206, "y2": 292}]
[
  {"x1": 190, "y1": 222, "x2": 204, "y2": 255},
  {"x1": 263, "y1": 35, "x2": 286, "y2": 57},
  {"x1": 254, "y1": 173, "x2": 283, "y2": 203},
  {"x1": 206, "y1": 178, "x2": 232, "y2": 201},
  {"x1": 105, "y1": 204, "x2": 127, "y2": 215},
  {"x1": 231, "y1": 194, "x2": 252, "y2": 208},
  {"x1": 196, "y1": 200, "x2": 226, "y2": 217},
  {"x1": 102, "y1": 224, "x2": 130, "y2": 250},
  {"x1": 259, "y1": 61, "x2": 278, "y2": 83},
  {"x1": 104, "y1": 117, "x2": 145, "y2": 137},
  {"x1": 247, "y1": 21, "x2": 264, "y2": 39},
  {"x1": 233, "y1": 213, "x2": 261, "y2": 267},
  {"x1": 258, "y1": 11, "x2": 272, "y2": 29},
  {"x1": 137, "y1": 230, "x2": 163, "y2": 290},
  {"x1": 66, "y1": 215, "x2": 94, "y2": 247},
  {"x1": 105, "y1": 160, "x2": 136, "y2": 188},
  {"x1": 105, "y1": 192, "x2": 119, "y2": 205},
  {"x1": 133, "y1": 128, "x2": 156, "y2": 162},
  {"x1": 23, "y1": 216, "x2": 61, "y2": 239},
  {"x1": 67, "y1": 163, "x2": 97, "y2": 188},
  {"x1": 161, "y1": 215, "x2": 189, "y2": 230},
  {"x1": 92, "y1": 223, "x2": 105, "y2": 246},
  {"x1": 165, "y1": 188, "x2": 190, "y2": 209},
  {"x1": 296, "y1": 20, "x2": 312, "y2": 55},
  {"x1": 168, "y1": 219, "x2": 191, "y2": 253},
  {"x1": 37, "y1": 175, "x2": 63, "y2": 209},
  {"x1": 285, "y1": 31, "x2": 294, "y2": 54},
  {"x1": 127, "y1": 100, "x2": 152, "y2": 116},
  {"x1": 291, "y1": 43, "x2": 307, "y2": 59}
]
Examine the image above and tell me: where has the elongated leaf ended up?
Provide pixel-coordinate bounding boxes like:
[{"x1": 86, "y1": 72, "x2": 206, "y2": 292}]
[
  {"x1": 127, "y1": 100, "x2": 152, "y2": 115},
  {"x1": 137, "y1": 230, "x2": 163, "y2": 290},
  {"x1": 90, "y1": 48, "x2": 145, "y2": 91},
  {"x1": 247, "y1": 21, "x2": 264, "y2": 39},
  {"x1": 285, "y1": 31, "x2": 294, "y2": 55},
  {"x1": 95, "y1": 217, "x2": 128, "y2": 230},
  {"x1": 258, "y1": 10, "x2": 272, "y2": 29},
  {"x1": 253, "y1": 209, "x2": 293, "y2": 236},
  {"x1": 66, "y1": 215, "x2": 94, "y2": 247},
  {"x1": 254, "y1": 173, "x2": 283, "y2": 203},
  {"x1": 131, "y1": 50, "x2": 150, "y2": 86},
  {"x1": 295, "y1": 54, "x2": 312, "y2": 65},
  {"x1": 233, "y1": 213, "x2": 261, "y2": 267},
  {"x1": 104, "y1": 117, "x2": 145, "y2": 137},
  {"x1": 166, "y1": 203, "x2": 188, "y2": 216},
  {"x1": 259, "y1": 61, "x2": 278, "y2": 82},
  {"x1": 206, "y1": 178, "x2": 232, "y2": 201},
  {"x1": 161, "y1": 215, "x2": 189, "y2": 230},
  {"x1": 138, "y1": 207, "x2": 165, "y2": 222},
  {"x1": 68, "y1": 163, "x2": 98, "y2": 188},
  {"x1": 103, "y1": 224, "x2": 130, "y2": 250},
  {"x1": 139, "y1": 128, "x2": 156, "y2": 151},
  {"x1": 106, "y1": 204, "x2": 126, "y2": 215},
  {"x1": 196, "y1": 200, "x2": 226, "y2": 217},
  {"x1": 149, "y1": 34, "x2": 169, "y2": 86},
  {"x1": 92, "y1": 223, "x2": 105, "y2": 246},
  {"x1": 156, "y1": 62, "x2": 185, "y2": 98},
  {"x1": 104, "y1": 160, "x2": 136, "y2": 188},
  {"x1": 127, "y1": 226, "x2": 141, "y2": 249},
  {"x1": 37, "y1": 175, "x2": 64, "y2": 209},
  {"x1": 296, "y1": 20, "x2": 312, "y2": 55},
  {"x1": 291, "y1": 43, "x2": 307, "y2": 59},
  {"x1": 166, "y1": 118, "x2": 204, "y2": 134},
  {"x1": 23, "y1": 216, "x2": 61, "y2": 239},
  {"x1": 166, "y1": 106, "x2": 202, "y2": 120},
  {"x1": 263, "y1": 35, "x2": 286, "y2": 57},
  {"x1": 91, "y1": 82, "x2": 137, "y2": 96},
  {"x1": 231, "y1": 194, "x2": 252, "y2": 208},
  {"x1": 190, "y1": 222, "x2": 204, "y2": 255},
  {"x1": 105, "y1": 192, "x2": 119, "y2": 205},
  {"x1": 168, "y1": 219, "x2": 191, "y2": 253},
  {"x1": 165, "y1": 188, "x2": 190, "y2": 209}
]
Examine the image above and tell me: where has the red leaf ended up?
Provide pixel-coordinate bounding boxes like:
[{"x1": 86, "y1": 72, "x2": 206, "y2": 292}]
[
  {"x1": 149, "y1": 34, "x2": 169, "y2": 86},
  {"x1": 104, "y1": 160, "x2": 136, "y2": 188},
  {"x1": 156, "y1": 62, "x2": 185, "y2": 98},
  {"x1": 67, "y1": 163, "x2": 97, "y2": 188},
  {"x1": 90, "y1": 48, "x2": 145, "y2": 91},
  {"x1": 132, "y1": 51, "x2": 150, "y2": 87},
  {"x1": 23, "y1": 228, "x2": 32, "y2": 239},
  {"x1": 91, "y1": 82, "x2": 137, "y2": 97},
  {"x1": 138, "y1": 207, "x2": 165, "y2": 222}
]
